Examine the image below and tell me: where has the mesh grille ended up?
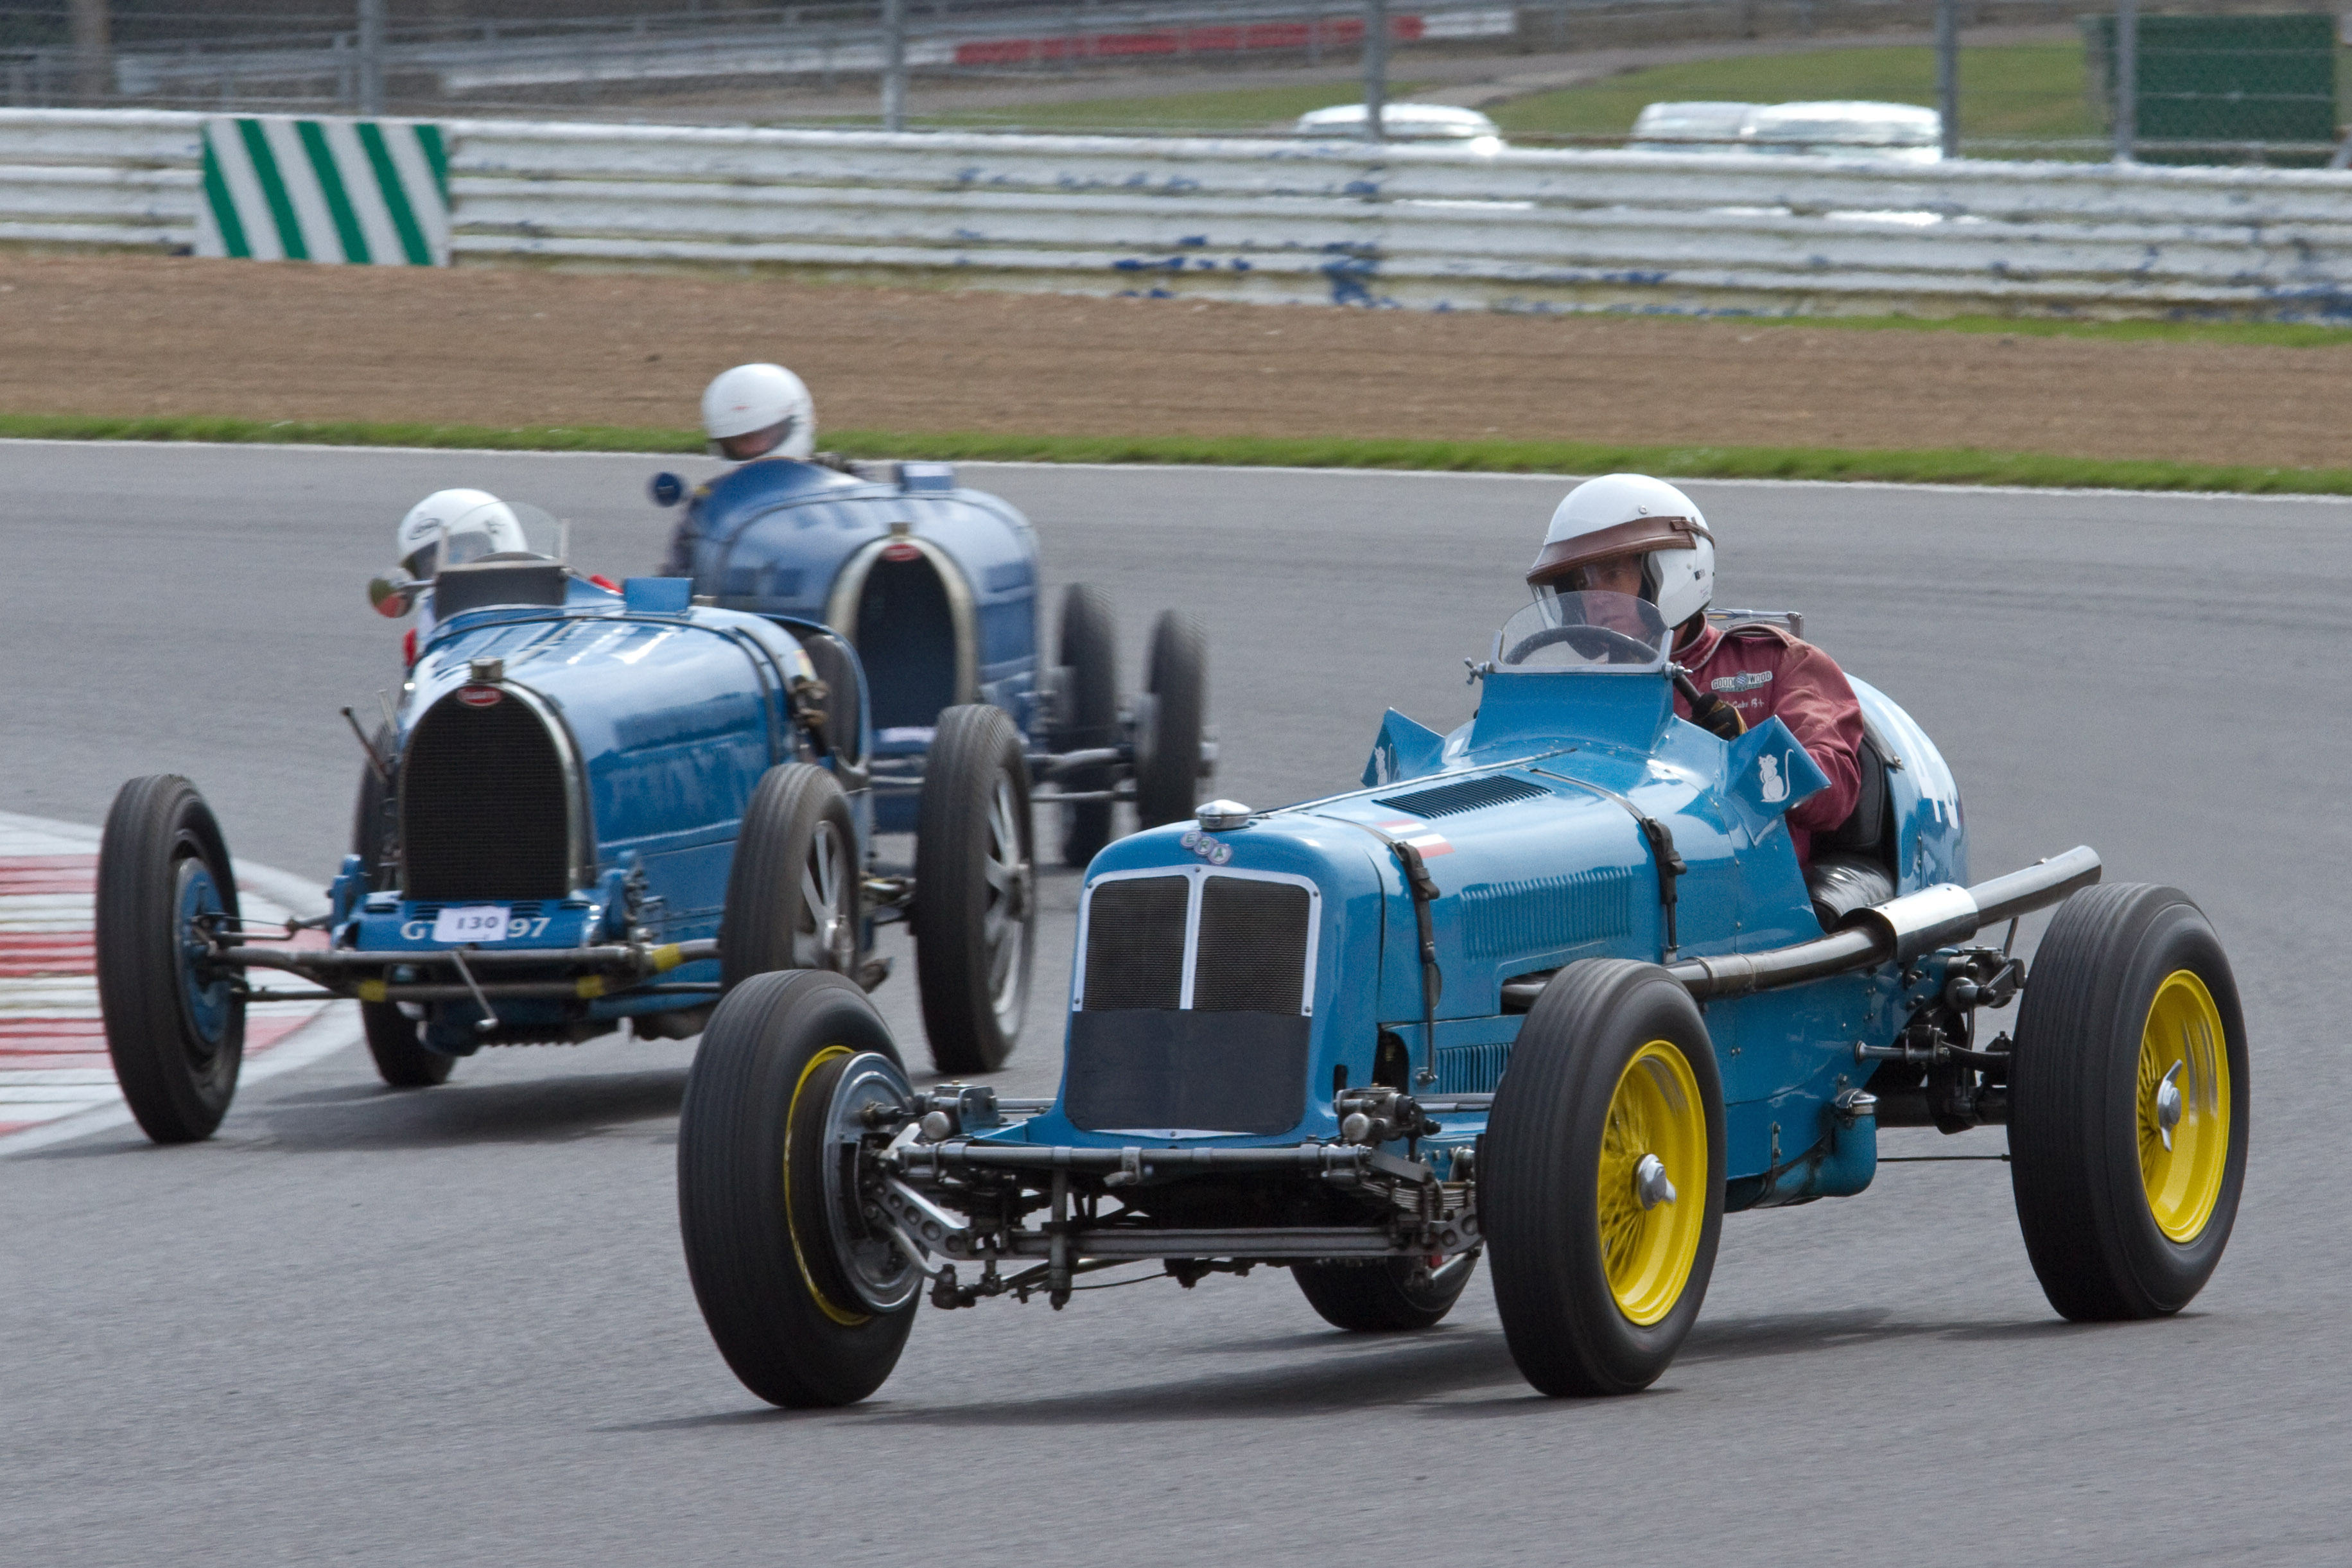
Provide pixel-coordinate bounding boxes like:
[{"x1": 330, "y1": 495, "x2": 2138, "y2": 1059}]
[
  {"x1": 1082, "y1": 876, "x2": 1189, "y2": 1011},
  {"x1": 1375, "y1": 774, "x2": 1551, "y2": 819},
  {"x1": 1191, "y1": 876, "x2": 1309, "y2": 1014},
  {"x1": 401, "y1": 693, "x2": 571, "y2": 902}
]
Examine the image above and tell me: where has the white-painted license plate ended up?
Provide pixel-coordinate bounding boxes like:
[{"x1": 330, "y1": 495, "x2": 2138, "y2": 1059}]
[{"x1": 431, "y1": 905, "x2": 514, "y2": 943}]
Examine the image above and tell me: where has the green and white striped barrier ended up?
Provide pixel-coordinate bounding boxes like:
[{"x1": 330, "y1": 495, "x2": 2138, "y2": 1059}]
[{"x1": 196, "y1": 116, "x2": 448, "y2": 266}]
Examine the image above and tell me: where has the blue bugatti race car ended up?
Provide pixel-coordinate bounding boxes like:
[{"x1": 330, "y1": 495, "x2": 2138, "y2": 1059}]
[
  {"x1": 94, "y1": 518, "x2": 1039, "y2": 1144},
  {"x1": 675, "y1": 589, "x2": 2247, "y2": 1406},
  {"x1": 652, "y1": 456, "x2": 1215, "y2": 864}
]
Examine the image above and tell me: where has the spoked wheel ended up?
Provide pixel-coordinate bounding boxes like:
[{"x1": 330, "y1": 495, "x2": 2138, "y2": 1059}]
[
  {"x1": 1052, "y1": 582, "x2": 1119, "y2": 868},
  {"x1": 2008, "y1": 884, "x2": 2249, "y2": 1321},
  {"x1": 914, "y1": 704, "x2": 1034, "y2": 1074},
  {"x1": 1295, "y1": 1251, "x2": 1479, "y2": 1332},
  {"x1": 1133, "y1": 609, "x2": 1208, "y2": 831},
  {"x1": 96, "y1": 776, "x2": 247, "y2": 1144},
  {"x1": 1484, "y1": 959, "x2": 1724, "y2": 1397},
  {"x1": 677, "y1": 970, "x2": 921, "y2": 1408},
  {"x1": 721, "y1": 763, "x2": 860, "y2": 990}
]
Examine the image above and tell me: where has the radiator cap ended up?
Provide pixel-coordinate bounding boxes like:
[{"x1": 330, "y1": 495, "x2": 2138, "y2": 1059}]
[{"x1": 1196, "y1": 799, "x2": 1251, "y2": 832}]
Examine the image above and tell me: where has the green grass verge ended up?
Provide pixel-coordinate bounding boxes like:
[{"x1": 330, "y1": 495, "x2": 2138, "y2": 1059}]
[{"x1": 6, "y1": 412, "x2": 2346, "y2": 494}]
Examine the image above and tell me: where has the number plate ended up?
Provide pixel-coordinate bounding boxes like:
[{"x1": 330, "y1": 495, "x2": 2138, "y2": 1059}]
[{"x1": 431, "y1": 905, "x2": 514, "y2": 943}]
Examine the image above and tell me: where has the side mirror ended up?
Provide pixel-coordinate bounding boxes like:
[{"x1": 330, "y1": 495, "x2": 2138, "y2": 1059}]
[
  {"x1": 368, "y1": 570, "x2": 422, "y2": 618},
  {"x1": 649, "y1": 471, "x2": 684, "y2": 507}
]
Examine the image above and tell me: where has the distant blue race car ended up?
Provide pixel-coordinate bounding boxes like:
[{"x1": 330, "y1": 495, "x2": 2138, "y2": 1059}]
[
  {"x1": 654, "y1": 456, "x2": 1215, "y2": 864},
  {"x1": 94, "y1": 536, "x2": 1038, "y2": 1144},
  {"x1": 675, "y1": 590, "x2": 2247, "y2": 1407}
]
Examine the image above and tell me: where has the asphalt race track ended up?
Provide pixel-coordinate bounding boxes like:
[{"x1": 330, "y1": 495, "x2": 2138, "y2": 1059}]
[{"x1": 3, "y1": 444, "x2": 2346, "y2": 1565}]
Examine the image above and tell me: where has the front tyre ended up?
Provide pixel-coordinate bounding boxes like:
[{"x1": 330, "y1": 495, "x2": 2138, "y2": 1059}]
[
  {"x1": 1294, "y1": 1252, "x2": 1479, "y2": 1332},
  {"x1": 2008, "y1": 884, "x2": 2248, "y2": 1321},
  {"x1": 1483, "y1": 959, "x2": 1724, "y2": 1397},
  {"x1": 96, "y1": 776, "x2": 246, "y2": 1144},
  {"x1": 1133, "y1": 609, "x2": 1208, "y2": 830},
  {"x1": 677, "y1": 970, "x2": 919, "y2": 1408},
  {"x1": 914, "y1": 704, "x2": 1034, "y2": 1074},
  {"x1": 361, "y1": 1002, "x2": 455, "y2": 1088},
  {"x1": 720, "y1": 763, "x2": 860, "y2": 991},
  {"x1": 1052, "y1": 583, "x2": 1119, "y2": 868}
]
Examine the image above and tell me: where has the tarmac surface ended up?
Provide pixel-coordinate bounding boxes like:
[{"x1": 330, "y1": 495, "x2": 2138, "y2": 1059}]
[{"x1": 2, "y1": 443, "x2": 2346, "y2": 1565}]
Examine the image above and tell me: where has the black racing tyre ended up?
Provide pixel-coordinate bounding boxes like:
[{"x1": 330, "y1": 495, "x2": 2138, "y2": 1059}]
[
  {"x1": 1054, "y1": 582, "x2": 1119, "y2": 868},
  {"x1": 1134, "y1": 610, "x2": 1208, "y2": 830},
  {"x1": 914, "y1": 704, "x2": 1035, "y2": 1074},
  {"x1": 96, "y1": 776, "x2": 245, "y2": 1145},
  {"x1": 349, "y1": 726, "x2": 397, "y2": 891},
  {"x1": 720, "y1": 763, "x2": 860, "y2": 991},
  {"x1": 2008, "y1": 884, "x2": 2249, "y2": 1322},
  {"x1": 1484, "y1": 959, "x2": 1724, "y2": 1397},
  {"x1": 361, "y1": 1002, "x2": 455, "y2": 1088},
  {"x1": 677, "y1": 970, "x2": 919, "y2": 1408},
  {"x1": 1294, "y1": 1251, "x2": 1479, "y2": 1332}
]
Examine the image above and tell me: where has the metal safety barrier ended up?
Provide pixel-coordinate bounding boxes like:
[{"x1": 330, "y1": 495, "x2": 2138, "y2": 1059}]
[{"x1": 8, "y1": 107, "x2": 2352, "y2": 314}]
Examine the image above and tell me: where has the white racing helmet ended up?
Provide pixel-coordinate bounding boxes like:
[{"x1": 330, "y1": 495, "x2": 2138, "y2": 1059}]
[
  {"x1": 1526, "y1": 473, "x2": 1715, "y2": 631},
  {"x1": 702, "y1": 363, "x2": 815, "y2": 462},
  {"x1": 396, "y1": 489, "x2": 524, "y2": 580}
]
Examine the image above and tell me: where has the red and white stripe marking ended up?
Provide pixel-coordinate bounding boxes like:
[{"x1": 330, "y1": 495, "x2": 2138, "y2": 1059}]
[{"x1": 0, "y1": 814, "x2": 356, "y2": 1154}]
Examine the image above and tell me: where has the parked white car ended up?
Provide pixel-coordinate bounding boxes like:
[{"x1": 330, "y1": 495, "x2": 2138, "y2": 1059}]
[
  {"x1": 1628, "y1": 98, "x2": 1943, "y2": 162},
  {"x1": 1294, "y1": 102, "x2": 1504, "y2": 152},
  {"x1": 1628, "y1": 100, "x2": 1761, "y2": 151}
]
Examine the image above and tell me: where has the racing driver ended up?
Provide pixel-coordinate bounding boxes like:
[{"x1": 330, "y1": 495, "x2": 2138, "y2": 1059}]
[{"x1": 1527, "y1": 473, "x2": 1865, "y2": 869}]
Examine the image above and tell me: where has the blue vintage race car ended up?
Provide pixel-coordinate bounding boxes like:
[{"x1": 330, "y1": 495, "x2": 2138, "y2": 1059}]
[
  {"x1": 94, "y1": 527, "x2": 1038, "y2": 1145},
  {"x1": 655, "y1": 457, "x2": 1214, "y2": 864},
  {"x1": 675, "y1": 590, "x2": 2248, "y2": 1406}
]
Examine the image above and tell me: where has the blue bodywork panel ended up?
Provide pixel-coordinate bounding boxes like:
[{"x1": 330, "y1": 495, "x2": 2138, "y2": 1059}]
[
  {"x1": 666, "y1": 457, "x2": 1041, "y2": 832},
  {"x1": 998, "y1": 651, "x2": 1968, "y2": 1209}
]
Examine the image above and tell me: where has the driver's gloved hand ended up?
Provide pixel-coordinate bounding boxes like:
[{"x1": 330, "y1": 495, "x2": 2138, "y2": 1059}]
[{"x1": 1691, "y1": 693, "x2": 1747, "y2": 740}]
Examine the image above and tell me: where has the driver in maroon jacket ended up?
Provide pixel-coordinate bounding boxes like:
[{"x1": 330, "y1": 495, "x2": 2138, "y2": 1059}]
[{"x1": 1527, "y1": 473, "x2": 1865, "y2": 869}]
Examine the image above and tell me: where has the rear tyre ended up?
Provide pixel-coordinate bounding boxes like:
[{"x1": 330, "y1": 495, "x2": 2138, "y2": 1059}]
[
  {"x1": 96, "y1": 776, "x2": 245, "y2": 1144},
  {"x1": 678, "y1": 970, "x2": 919, "y2": 1408},
  {"x1": 2008, "y1": 884, "x2": 2248, "y2": 1321},
  {"x1": 1295, "y1": 1251, "x2": 1479, "y2": 1332},
  {"x1": 1484, "y1": 959, "x2": 1723, "y2": 1397},
  {"x1": 1054, "y1": 583, "x2": 1119, "y2": 868},
  {"x1": 1134, "y1": 610, "x2": 1208, "y2": 830},
  {"x1": 720, "y1": 763, "x2": 860, "y2": 991},
  {"x1": 349, "y1": 725, "x2": 397, "y2": 890},
  {"x1": 361, "y1": 1002, "x2": 455, "y2": 1088},
  {"x1": 914, "y1": 704, "x2": 1034, "y2": 1074}
]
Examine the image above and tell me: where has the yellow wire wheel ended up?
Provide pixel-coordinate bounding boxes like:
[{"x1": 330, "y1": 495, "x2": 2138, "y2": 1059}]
[
  {"x1": 2136, "y1": 969, "x2": 2231, "y2": 1243},
  {"x1": 1596, "y1": 1040, "x2": 1709, "y2": 1325}
]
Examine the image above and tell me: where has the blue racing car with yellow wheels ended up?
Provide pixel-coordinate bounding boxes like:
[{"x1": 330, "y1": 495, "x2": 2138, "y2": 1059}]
[
  {"x1": 675, "y1": 588, "x2": 2247, "y2": 1406},
  {"x1": 94, "y1": 525, "x2": 1038, "y2": 1145}
]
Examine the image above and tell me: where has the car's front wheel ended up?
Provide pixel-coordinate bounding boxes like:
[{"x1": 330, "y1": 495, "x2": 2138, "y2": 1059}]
[
  {"x1": 361, "y1": 1002, "x2": 455, "y2": 1088},
  {"x1": 2008, "y1": 883, "x2": 2248, "y2": 1321},
  {"x1": 1483, "y1": 959, "x2": 1723, "y2": 1397},
  {"x1": 914, "y1": 704, "x2": 1034, "y2": 1074},
  {"x1": 1294, "y1": 1252, "x2": 1479, "y2": 1332},
  {"x1": 720, "y1": 763, "x2": 860, "y2": 991},
  {"x1": 677, "y1": 970, "x2": 920, "y2": 1407},
  {"x1": 96, "y1": 776, "x2": 247, "y2": 1144}
]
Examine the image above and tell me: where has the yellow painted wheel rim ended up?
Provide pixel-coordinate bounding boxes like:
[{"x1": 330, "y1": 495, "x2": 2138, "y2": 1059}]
[
  {"x1": 1598, "y1": 1040, "x2": 1707, "y2": 1326},
  {"x1": 784, "y1": 1043, "x2": 868, "y2": 1327},
  {"x1": 2138, "y1": 969, "x2": 2230, "y2": 1244}
]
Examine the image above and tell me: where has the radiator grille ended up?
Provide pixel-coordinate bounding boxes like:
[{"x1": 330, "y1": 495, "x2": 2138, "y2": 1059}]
[
  {"x1": 401, "y1": 692, "x2": 571, "y2": 902},
  {"x1": 1192, "y1": 876, "x2": 1309, "y2": 1013},
  {"x1": 1081, "y1": 875, "x2": 1189, "y2": 1011},
  {"x1": 1375, "y1": 774, "x2": 1551, "y2": 819}
]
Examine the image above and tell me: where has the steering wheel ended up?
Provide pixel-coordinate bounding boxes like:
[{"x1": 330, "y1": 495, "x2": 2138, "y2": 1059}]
[{"x1": 1503, "y1": 623, "x2": 1659, "y2": 666}]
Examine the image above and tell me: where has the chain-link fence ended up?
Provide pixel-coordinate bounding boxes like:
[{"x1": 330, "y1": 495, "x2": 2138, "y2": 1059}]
[{"x1": 6, "y1": 0, "x2": 2345, "y2": 165}]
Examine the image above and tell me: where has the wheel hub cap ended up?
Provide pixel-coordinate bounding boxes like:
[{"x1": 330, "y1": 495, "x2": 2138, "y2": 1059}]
[
  {"x1": 1633, "y1": 1151, "x2": 1677, "y2": 1210},
  {"x1": 2154, "y1": 1060, "x2": 2184, "y2": 1151}
]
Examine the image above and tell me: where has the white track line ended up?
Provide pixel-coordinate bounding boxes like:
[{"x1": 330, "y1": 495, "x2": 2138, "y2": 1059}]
[{"x1": 0, "y1": 810, "x2": 353, "y2": 1158}]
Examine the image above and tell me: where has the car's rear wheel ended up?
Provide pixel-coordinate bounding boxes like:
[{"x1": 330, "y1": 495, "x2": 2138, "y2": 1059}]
[
  {"x1": 677, "y1": 970, "x2": 920, "y2": 1407},
  {"x1": 2008, "y1": 884, "x2": 2248, "y2": 1321},
  {"x1": 96, "y1": 776, "x2": 246, "y2": 1145},
  {"x1": 1053, "y1": 582, "x2": 1119, "y2": 868},
  {"x1": 1294, "y1": 1251, "x2": 1479, "y2": 1332},
  {"x1": 1484, "y1": 959, "x2": 1723, "y2": 1397},
  {"x1": 1133, "y1": 609, "x2": 1208, "y2": 831},
  {"x1": 349, "y1": 724, "x2": 397, "y2": 891},
  {"x1": 720, "y1": 763, "x2": 860, "y2": 991},
  {"x1": 914, "y1": 704, "x2": 1034, "y2": 1074}
]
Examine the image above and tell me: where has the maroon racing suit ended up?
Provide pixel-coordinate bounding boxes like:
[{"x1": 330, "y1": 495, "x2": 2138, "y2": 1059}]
[{"x1": 1671, "y1": 620, "x2": 1865, "y2": 868}]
